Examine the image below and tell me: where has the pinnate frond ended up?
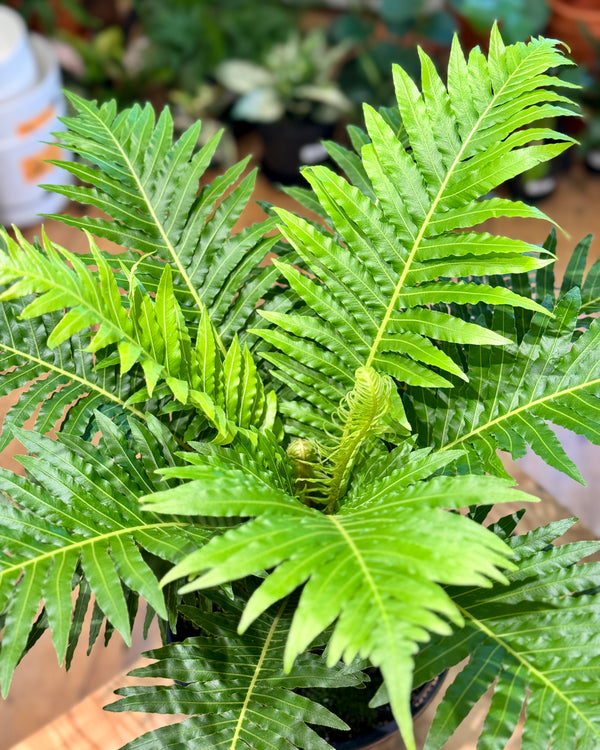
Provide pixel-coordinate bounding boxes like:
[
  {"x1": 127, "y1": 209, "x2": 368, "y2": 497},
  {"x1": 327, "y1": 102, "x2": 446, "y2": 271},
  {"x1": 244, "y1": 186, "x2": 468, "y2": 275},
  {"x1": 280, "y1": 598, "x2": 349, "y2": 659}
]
[
  {"x1": 44, "y1": 92, "x2": 282, "y2": 336},
  {"x1": 108, "y1": 595, "x2": 365, "y2": 750},
  {"x1": 0, "y1": 416, "x2": 205, "y2": 697},
  {"x1": 0, "y1": 229, "x2": 276, "y2": 444},
  {"x1": 416, "y1": 519, "x2": 600, "y2": 750},
  {"x1": 141, "y1": 440, "x2": 540, "y2": 750},
  {"x1": 0, "y1": 293, "x2": 146, "y2": 449},
  {"x1": 408, "y1": 284, "x2": 600, "y2": 482},
  {"x1": 256, "y1": 28, "x2": 575, "y2": 439}
]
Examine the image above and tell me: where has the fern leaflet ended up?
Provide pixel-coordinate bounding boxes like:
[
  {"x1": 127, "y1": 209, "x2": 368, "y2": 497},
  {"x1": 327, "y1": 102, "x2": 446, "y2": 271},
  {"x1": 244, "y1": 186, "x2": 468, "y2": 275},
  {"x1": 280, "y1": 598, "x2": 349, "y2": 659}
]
[
  {"x1": 256, "y1": 29, "x2": 576, "y2": 439},
  {"x1": 415, "y1": 519, "x2": 600, "y2": 750}
]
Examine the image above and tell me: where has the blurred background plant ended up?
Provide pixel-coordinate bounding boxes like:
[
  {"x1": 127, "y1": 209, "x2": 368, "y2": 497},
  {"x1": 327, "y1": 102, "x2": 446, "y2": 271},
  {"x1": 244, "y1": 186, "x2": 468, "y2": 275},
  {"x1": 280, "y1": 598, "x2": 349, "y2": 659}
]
[
  {"x1": 447, "y1": 0, "x2": 550, "y2": 45},
  {"x1": 214, "y1": 26, "x2": 353, "y2": 124},
  {"x1": 136, "y1": 0, "x2": 298, "y2": 98},
  {"x1": 3, "y1": 0, "x2": 97, "y2": 35},
  {"x1": 5, "y1": 0, "x2": 600, "y2": 187},
  {"x1": 330, "y1": 0, "x2": 455, "y2": 111}
]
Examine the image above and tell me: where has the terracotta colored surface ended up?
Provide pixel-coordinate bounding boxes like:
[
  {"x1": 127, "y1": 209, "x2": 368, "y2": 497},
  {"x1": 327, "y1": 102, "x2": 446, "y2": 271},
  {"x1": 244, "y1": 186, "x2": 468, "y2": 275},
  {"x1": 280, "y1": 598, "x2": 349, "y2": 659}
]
[
  {"x1": 8, "y1": 663, "x2": 178, "y2": 750},
  {"x1": 546, "y1": 0, "x2": 600, "y2": 67}
]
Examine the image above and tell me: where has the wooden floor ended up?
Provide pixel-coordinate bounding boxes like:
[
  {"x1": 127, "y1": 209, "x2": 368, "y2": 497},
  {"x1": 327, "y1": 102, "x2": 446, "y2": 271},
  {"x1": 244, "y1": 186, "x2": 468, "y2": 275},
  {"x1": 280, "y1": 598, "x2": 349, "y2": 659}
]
[{"x1": 2, "y1": 146, "x2": 600, "y2": 748}]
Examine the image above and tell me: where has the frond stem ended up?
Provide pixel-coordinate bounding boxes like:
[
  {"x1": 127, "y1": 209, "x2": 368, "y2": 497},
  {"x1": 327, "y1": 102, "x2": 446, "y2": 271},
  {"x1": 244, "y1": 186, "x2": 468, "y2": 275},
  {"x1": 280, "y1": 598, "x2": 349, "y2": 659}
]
[
  {"x1": 0, "y1": 342, "x2": 145, "y2": 420},
  {"x1": 440, "y1": 376, "x2": 600, "y2": 452},
  {"x1": 230, "y1": 600, "x2": 286, "y2": 750},
  {"x1": 364, "y1": 53, "x2": 534, "y2": 370},
  {"x1": 0, "y1": 521, "x2": 187, "y2": 580}
]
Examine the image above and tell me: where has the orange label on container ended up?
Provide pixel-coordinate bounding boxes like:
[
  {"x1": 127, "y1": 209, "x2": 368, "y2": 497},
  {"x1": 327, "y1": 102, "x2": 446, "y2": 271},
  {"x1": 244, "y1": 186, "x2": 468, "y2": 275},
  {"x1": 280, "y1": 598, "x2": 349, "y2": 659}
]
[
  {"x1": 17, "y1": 105, "x2": 55, "y2": 138},
  {"x1": 21, "y1": 143, "x2": 62, "y2": 183}
]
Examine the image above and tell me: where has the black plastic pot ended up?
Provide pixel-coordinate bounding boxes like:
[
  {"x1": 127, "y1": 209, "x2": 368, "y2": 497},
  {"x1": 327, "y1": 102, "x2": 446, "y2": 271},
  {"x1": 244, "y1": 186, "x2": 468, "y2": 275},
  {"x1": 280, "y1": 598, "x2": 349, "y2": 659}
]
[
  {"x1": 312, "y1": 671, "x2": 447, "y2": 750},
  {"x1": 258, "y1": 120, "x2": 334, "y2": 186},
  {"x1": 329, "y1": 718, "x2": 397, "y2": 749}
]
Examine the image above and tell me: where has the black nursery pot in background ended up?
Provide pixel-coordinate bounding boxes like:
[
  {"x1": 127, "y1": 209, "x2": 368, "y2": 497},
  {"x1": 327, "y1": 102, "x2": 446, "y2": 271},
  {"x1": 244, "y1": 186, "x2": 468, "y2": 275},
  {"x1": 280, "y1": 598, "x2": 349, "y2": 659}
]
[{"x1": 258, "y1": 120, "x2": 334, "y2": 186}]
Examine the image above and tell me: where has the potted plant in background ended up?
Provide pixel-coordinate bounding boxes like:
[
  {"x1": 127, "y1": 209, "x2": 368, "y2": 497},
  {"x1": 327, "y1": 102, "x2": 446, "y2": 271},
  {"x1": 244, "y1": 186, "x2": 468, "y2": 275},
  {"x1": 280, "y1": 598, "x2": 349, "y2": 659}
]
[
  {"x1": 1, "y1": 26, "x2": 600, "y2": 750},
  {"x1": 330, "y1": 0, "x2": 455, "y2": 113},
  {"x1": 546, "y1": 0, "x2": 600, "y2": 68},
  {"x1": 215, "y1": 27, "x2": 353, "y2": 184},
  {"x1": 8, "y1": 0, "x2": 97, "y2": 36},
  {"x1": 132, "y1": 0, "x2": 298, "y2": 102}
]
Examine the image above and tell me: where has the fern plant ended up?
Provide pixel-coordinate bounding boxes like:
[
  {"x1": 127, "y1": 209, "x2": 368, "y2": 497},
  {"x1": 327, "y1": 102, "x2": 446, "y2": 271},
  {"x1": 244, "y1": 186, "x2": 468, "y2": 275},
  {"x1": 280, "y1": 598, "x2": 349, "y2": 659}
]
[{"x1": 1, "y1": 25, "x2": 600, "y2": 750}]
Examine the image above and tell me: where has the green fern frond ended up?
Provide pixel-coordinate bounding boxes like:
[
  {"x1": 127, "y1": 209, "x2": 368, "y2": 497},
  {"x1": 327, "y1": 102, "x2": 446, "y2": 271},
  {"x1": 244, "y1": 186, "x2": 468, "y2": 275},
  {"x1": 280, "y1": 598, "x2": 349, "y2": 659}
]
[
  {"x1": 0, "y1": 229, "x2": 276, "y2": 444},
  {"x1": 408, "y1": 281, "x2": 600, "y2": 482},
  {"x1": 43, "y1": 92, "x2": 283, "y2": 337},
  {"x1": 107, "y1": 593, "x2": 365, "y2": 750},
  {"x1": 256, "y1": 28, "x2": 576, "y2": 440},
  {"x1": 533, "y1": 231, "x2": 600, "y2": 329},
  {"x1": 0, "y1": 228, "x2": 182, "y2": 396},
  {"x1": 0, "y1": 418, "x2": 206, "y2": 697},
  {"x1": 415, "y1": 519, "x2": 600, "y2": 750},
  {"x1": 141, "y1": 440, "x2": 540, "y2": 750},
  {"x1": 0, "y1": 295, "x2": 146, "y2": 449}
]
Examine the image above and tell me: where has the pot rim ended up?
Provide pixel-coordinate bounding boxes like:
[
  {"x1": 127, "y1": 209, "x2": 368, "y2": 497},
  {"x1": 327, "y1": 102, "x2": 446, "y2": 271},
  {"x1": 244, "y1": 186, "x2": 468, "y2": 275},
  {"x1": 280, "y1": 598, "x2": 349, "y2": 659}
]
[{"x1": 547, "y1": 0, "x2": 600, "y2": 22}]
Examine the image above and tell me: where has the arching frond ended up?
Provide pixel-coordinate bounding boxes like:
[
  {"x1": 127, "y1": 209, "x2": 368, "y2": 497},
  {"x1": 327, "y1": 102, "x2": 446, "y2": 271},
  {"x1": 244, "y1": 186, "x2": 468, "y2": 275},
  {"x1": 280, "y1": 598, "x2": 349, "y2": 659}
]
[
  {"x1": 107, "y1": 594, "x2": 365, "y2": 750},
  {"x1": 141, "y1": 438, "x2": 539, "y2": 750},
  {"x1": 0, "y1": 417, "x2": 205, "y2": 698},
  {"x1": 416, "y1": 519, "x2": 600, "y2": 750},
  {"x1": 0, "y1": 229, "x2": 276, "y2": 444},
  {"x1": 256, "y1": 29, "x2": 577, "y2": 439},
  {"x1": 407, "y1": 284, "x2": 600, "y2": 482},
  {"x1": 0, "y1": 297, "x2": 145, "y2": 450},
  {"x1": 44, "y1": 92, "x2": 283, "y2": 337}
]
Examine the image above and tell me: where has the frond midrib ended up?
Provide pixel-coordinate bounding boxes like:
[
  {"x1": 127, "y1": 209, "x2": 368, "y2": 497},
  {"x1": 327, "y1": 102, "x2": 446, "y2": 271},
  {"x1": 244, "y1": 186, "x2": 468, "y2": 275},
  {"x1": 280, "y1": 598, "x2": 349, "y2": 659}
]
[
  {"x1": 440, "y1": 375, "x2": 600, "y2": 452},
  {"x1": 329, "y1": 514, "x2": 397, "y2": 652},
  {"x1": 458, "y1": 603, "x2": 600, "y2": 738},
  {"x1": 365, "y1": 51, "x2": 537, "y2": 369},
  {"x1": 229, "y1": 602, "x2": 284, "y2": 750},
  {"x1": 581, "y1": 295, "x2": 600, "y2": 312},
  {"x1": 0, "y1": 520, "x2": 186, "y2": 580},
  {"x1": 0, "y1": 340, "x2": 145, "y2": 420},
  {"x1": 76, "y1": 99, "x2": 209, "y2": 321}
]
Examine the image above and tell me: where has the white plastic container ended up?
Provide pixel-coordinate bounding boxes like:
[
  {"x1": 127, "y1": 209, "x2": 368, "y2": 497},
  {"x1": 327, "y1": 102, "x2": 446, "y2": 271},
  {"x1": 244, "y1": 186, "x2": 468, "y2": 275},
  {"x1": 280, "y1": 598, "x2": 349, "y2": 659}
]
[
  {"x1": 0, "y1": 7, "x2": 72, "y2": 228},
  {"x1": 0, "y1": 7, "x2": 36, "y2": 99}
]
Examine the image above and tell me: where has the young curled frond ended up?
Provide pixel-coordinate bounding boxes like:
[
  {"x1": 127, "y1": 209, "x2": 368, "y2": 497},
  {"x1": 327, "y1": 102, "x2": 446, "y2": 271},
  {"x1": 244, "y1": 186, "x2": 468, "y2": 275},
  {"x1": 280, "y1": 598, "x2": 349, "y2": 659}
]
[{"x1": 286, "y1": 367, "x2": 407, "y2": 511}]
